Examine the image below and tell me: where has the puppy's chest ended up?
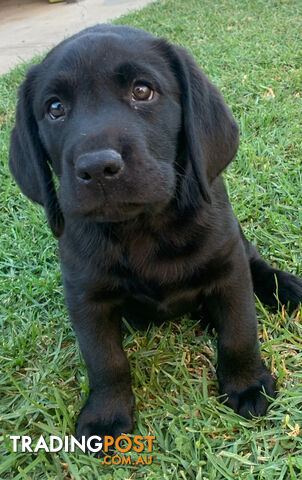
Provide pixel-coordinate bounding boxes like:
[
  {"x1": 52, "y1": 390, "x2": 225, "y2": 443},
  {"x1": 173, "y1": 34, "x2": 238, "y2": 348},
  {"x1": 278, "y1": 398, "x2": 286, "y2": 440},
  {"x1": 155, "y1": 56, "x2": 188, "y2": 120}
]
[
  {"x1": 122, "y1": 233, "x2": 200, "y2": 289},
  {"x1": 104, "y1": 232, "x2": 230, "y2": 316},
  {"x1": 114, "y1": 254, "x2": 203, "y2": 319}
]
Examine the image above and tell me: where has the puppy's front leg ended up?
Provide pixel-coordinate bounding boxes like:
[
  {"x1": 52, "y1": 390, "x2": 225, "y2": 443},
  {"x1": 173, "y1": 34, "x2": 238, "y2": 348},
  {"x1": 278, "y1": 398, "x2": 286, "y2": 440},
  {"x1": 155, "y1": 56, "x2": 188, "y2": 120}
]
[
  {"x1": 204, "y1": 244, "x2": 276, "y2": 418},
  {"x1": 67, "y1": 299, "x2": 134, "y2": 440}
]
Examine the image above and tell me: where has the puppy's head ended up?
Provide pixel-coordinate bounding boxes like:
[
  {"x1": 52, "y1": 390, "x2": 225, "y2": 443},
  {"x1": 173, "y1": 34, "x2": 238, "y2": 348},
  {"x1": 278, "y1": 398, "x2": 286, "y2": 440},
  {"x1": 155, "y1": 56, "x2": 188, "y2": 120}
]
[{"x1": 9, "y1": 24, "x2": 239, "y2": 235}]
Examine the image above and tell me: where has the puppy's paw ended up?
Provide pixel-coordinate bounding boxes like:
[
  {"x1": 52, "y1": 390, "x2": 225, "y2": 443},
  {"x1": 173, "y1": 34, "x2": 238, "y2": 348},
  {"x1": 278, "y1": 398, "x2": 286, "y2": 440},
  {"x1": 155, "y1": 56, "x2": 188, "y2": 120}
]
[
  {"x1": 275, "y1": 271, "x2": 302, "y2": 311},
  {"x1": 220, "y1": 368, "x2": 276, "y2": 419},
  {"x1": 75, "y1": 390, "x2": 135, "y2": 453}
]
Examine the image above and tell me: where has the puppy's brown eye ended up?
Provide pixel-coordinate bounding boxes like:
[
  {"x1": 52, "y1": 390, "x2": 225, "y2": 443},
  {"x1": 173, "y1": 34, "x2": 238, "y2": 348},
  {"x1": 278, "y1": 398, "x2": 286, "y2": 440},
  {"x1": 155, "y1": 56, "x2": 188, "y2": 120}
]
[
  {"x1": 48, "y1": 101, "x2": 65, "y2": 119},
  {"x1": 132, "y1": 85, "x2": 153, "y2": 101}
]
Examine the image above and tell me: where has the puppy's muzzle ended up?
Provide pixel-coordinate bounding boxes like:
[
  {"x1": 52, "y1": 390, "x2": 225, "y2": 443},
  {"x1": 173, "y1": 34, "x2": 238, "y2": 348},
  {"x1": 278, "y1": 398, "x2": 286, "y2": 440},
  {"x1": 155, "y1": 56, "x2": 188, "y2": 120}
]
[{"x1": 75, "y1": 149, "x2": 125, "y2": 185}]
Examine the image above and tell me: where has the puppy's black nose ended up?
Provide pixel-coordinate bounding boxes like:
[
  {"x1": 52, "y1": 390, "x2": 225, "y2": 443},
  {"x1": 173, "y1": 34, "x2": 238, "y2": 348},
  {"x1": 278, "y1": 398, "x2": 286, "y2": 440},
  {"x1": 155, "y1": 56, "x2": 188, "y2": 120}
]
[{"x1": 75, "y1": 150, "x2": 124, "y2": 183}]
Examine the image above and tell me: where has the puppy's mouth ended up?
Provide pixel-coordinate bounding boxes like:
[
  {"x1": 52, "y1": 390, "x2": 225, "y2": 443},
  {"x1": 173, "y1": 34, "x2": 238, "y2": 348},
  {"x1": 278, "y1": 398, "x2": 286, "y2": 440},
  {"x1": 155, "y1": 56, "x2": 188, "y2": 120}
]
[{"x1": 82, "y1": 202, "x2": 154, "y2": 222}]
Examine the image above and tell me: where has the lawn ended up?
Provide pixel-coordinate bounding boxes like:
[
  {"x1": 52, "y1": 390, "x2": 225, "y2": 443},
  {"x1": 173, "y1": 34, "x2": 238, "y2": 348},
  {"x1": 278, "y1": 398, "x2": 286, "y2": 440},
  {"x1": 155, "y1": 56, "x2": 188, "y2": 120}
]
[{"x1": 0, "y1": 0, "x2": 301, "y2": 478}]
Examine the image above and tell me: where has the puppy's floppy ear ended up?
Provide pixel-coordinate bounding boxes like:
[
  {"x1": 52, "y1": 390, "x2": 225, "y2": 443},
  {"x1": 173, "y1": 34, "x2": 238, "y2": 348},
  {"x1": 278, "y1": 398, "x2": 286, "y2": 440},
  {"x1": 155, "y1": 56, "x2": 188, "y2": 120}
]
[
  {"x1": 9, "y1": 66, "x2": 64, "y2": 237},
  {"x1": 155, "y1": 39, "x2": 239, "y2": 209}
]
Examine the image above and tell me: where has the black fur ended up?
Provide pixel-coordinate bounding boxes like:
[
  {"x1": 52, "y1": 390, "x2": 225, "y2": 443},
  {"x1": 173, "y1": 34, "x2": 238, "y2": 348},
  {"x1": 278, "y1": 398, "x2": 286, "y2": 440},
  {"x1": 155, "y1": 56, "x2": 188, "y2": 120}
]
[{"x1": 9, "y1": 25, "x2": 302, "y2": 441}]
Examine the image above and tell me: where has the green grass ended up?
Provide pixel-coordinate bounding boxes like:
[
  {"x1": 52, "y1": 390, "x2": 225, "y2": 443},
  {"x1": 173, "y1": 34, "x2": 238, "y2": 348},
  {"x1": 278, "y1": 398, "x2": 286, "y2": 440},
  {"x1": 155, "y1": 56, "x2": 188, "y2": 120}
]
[{"x1": 0, "y1": 0, "x2": 301, "y2": 478}]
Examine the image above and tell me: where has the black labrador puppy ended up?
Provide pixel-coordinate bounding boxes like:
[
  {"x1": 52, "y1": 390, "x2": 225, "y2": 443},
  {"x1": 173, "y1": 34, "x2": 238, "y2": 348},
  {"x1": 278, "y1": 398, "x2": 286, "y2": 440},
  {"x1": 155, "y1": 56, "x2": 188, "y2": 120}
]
[{"x1": 9, "y1": 24, "x2": 302, "y2": 440}]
